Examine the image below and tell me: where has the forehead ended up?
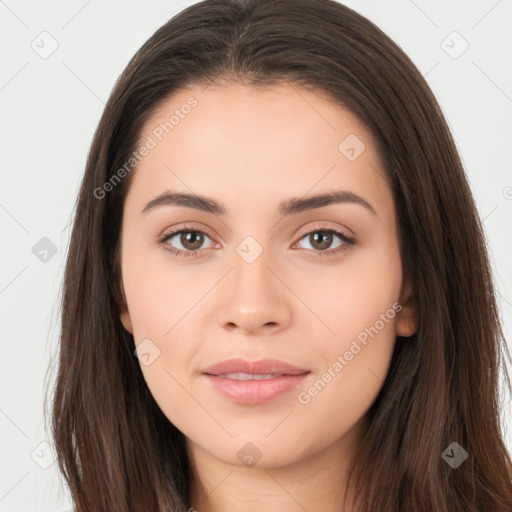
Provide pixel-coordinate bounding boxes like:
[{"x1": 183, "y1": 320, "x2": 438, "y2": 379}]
[{"x1": 126, "y1": 81, "x2": 391, "y2": 218}]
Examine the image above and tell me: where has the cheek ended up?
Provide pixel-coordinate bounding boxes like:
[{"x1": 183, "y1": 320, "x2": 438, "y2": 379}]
[
  {"x1": 124, "y1": 262, "x2": 202, "y2": 429},
  {"x1": 295, "y1": 235, "x2": 402, "y2": 348},
  {"x1": 295, "y1": 271, "x2": 400, "y2": 444},
  {"x1": 297, "y1": 237, "x2": 401, "y2": 402},
  {"x1": 121, "y1": 231, "x2": 199, "y2": 337},
  {"x1": 120, "y1": 237, "x2": 203, "y2": 405},
  {"x1": 124, "y1": 270, "x2": 201, "y2": 377}
]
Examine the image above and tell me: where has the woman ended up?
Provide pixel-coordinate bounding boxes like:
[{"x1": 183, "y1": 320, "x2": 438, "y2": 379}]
[{"x1": 47, "y1": 0, "x2": 512, "y2": 510}]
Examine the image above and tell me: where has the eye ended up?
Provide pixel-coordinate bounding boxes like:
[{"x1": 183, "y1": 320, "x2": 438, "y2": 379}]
[
  {"x1": 158, "y1": 224, "x2": 356, "y2": 258},
  {"x1": 159, "y1": 225, "x2": 216, "y2": 258},
  {"x1": 293, "y1": 227, "x2": 355, "y2": 257}
]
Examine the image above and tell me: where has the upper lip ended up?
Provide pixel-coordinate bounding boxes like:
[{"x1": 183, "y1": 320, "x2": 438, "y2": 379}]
[{"x1": 202, "y1": 358, "x2": 310, "y2": 376}]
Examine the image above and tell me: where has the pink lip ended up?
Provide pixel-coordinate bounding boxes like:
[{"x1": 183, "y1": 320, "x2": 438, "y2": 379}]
[{"x1": 201, "y1": 358, "x2": 310, "y2": 405}]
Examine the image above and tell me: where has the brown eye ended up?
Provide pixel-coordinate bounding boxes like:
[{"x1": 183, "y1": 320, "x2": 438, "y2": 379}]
[
  {"x1": 178, "y1": 231, "x2": 205, "y2": 251},
  {"x1": 295, "y1": 229, "x2": 354, "y2": 255},
  {"x1": 160, "y1": 228, "x2": 215, "y2": 257},
  {"x1": 308, "y1": 231, "x2": 335, "y2": 251}
]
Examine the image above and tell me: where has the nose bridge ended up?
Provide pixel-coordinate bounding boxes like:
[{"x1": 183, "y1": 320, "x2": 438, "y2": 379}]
[
  {"x1": 215, "y1": 231, "x2": 291, "y2": 334},
  {"x1": 231, "y1": 232, "x2": 278, "y2": 301}
]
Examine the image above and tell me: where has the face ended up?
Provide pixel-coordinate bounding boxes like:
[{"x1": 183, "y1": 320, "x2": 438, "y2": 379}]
[{"x1": 118, "y1": 81, "x2": 417, "y2": 469}]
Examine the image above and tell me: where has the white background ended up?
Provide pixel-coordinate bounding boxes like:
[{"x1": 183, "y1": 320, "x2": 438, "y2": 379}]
[{"x1": 0, "y1": 0, "x2": 511, "y2": 510}]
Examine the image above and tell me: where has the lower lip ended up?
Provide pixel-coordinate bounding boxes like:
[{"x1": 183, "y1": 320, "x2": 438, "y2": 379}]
[{"x1": 203, "y1": 373, "x2": 309, "y2": 405}]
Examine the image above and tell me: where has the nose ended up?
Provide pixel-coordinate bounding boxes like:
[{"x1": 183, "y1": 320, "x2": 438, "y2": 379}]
[{"x1": 215, "y1": 246, "x2": 292, "y2": 336}]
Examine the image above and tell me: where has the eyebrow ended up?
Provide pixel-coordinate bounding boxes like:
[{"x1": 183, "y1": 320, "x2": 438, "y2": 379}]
[{"x1": 141, "y1": 190, "x2": 377, "y2": 217}]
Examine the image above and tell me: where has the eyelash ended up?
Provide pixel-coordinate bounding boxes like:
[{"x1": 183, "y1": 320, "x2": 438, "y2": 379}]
[{"x1": 158, "y1": 223, "x2": 356, "y2": 259}]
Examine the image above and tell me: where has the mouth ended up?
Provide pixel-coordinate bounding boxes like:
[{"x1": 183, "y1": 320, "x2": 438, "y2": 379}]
[
  {"x1": 210, "y1": 372, "x2": 293, "y2": 380},
  {"x1": 201, "y1": 358, "x2": 311, "y2": 405}
]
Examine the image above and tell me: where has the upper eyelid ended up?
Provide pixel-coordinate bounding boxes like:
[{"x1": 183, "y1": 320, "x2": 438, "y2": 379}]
[
  {"x1": 161, "y1": 223, "x2": 217, "y2": 242},
  {"x1": 294, "y1": 222, "x2": 354, "y2": 240}
]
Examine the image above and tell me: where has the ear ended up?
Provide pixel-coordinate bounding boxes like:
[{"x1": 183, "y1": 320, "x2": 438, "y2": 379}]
[
  {"x1": 396, "y1": 279, "x2": 419, "y2": 337},
  {"x1": 117, "y1": 280, "x2": 133, "y2": 334},
  {"x1": 120, "y1": 308, "x2": 133, "y2": 334}
]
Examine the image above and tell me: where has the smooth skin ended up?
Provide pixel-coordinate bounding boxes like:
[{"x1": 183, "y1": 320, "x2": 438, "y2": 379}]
[{"x1": 119, "y1": 81, "x2": 418, "y2": 512}]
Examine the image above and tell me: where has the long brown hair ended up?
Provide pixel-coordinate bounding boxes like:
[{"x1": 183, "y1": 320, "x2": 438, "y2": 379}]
[{"x1": 46, "y1": 0, "x2": 512, "y2": 510}]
